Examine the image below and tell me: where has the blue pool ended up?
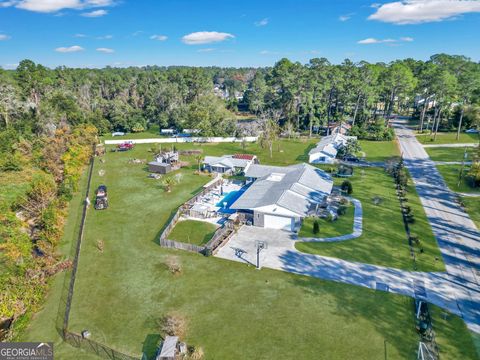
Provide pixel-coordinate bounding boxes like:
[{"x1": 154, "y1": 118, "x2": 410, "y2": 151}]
[{"x1": 216, "y1": 190, "x2": 244, "y2": 213}]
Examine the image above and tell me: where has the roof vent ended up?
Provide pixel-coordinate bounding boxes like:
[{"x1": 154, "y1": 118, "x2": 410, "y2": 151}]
[{"x1": 266, "y1": 173, "x2": 285, "y2": 182}]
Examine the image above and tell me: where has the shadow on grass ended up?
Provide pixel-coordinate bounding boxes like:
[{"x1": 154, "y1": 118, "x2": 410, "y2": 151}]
[
  {"x1": 142, "y1": 334, "x2": 161, "y2": 360},
  {"x1": 296, "y1": 143, "x2": 316, "y2": 163}
]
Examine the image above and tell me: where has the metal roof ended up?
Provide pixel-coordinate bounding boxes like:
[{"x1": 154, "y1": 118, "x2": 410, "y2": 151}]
[
  {"x1": 203, "y1": 155, "x2": 252, "y2": 169},
  {"x1": 158, "y1": 336, "x2": 178, "y2": 358}
]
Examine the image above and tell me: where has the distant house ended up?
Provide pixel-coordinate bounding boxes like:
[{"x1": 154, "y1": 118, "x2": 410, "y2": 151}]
[
  {"x1": 330, "y1": 123, "x2": 351, "y2": 135},
  {"x1": 203, "y1": 154, "x2": 258, "y2": 174},
  {"x1": 308, "y1": 133, "x2": 357, "y2": 164},
  {"x1": 230, "y1": 163, "x2": 333, "y2": 231}
]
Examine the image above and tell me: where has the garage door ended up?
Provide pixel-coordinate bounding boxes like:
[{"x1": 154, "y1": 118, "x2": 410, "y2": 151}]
[{"x1": 264, "y1": 214, "x2": 293, "y2": 231}]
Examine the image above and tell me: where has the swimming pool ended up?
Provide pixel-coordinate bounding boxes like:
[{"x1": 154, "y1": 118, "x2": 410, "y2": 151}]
[{"x1": 216, "y1": 190, "x2": 244, "y2": 212}]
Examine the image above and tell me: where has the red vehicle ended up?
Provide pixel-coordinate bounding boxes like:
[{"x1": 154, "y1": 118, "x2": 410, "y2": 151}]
[{"x1": 117, "y1": 141, "x2": 134, "y2": 151}]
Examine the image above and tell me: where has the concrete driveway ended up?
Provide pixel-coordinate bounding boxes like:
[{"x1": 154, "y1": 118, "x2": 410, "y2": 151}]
[{"x1": 215, "y1": 226, "x2": 480, "y2": 332}]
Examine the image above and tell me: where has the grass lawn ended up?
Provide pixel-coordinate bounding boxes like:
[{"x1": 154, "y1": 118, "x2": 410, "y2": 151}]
[
  {"x1": 299, "y1": 204, "x2": 354, "y2": 238},
  {"x1": 436, "y1": 165, "x2": 480, "y2": 194},
  {"x1": 416, "y1": 132, "x2": 479, "y2": 144},
  {"x1": 296, "y1": 168, "x2": 444, "y2": 272},
  {"x1": 430, "y1": 305, "x2": 480, "y2": 360},
  {"x1": 16, "y1": 140, "x2": 473, "y2": 360},
  {"x1": 358, "y1": 140, "x2": 400, "y2": 162},
  {"x1": 426, "y1": 146, "x2": 478, "y2": 162},
  {"x1": 462, "y1": 196, "x2": 480, "y2": 229},
  {"x1": 168, "y1": 219, "x2": 217, "y2": 245}
]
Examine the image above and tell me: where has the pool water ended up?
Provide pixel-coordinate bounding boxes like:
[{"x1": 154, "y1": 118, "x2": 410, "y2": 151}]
[{"x1": 216, "y1": 190, "x2": 243, "y2": 211}]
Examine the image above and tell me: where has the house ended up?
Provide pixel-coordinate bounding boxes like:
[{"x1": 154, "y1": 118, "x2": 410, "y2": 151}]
[
  {"x1": 308, "y1": 133, "x2": 357, "y2": 164},
  {"x1": 203, "y1": 154, "x2": 258, "y2": 174},
  {"x1": 330, "y1": 123, "x2": 351, "y2": 135},
  {"x1": 230, "y1": 163, "x2": 333, "y2": 231}
]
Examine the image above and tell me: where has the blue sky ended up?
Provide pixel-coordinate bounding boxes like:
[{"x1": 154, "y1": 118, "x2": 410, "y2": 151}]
[{"x1": 0, "y1": 0, "x2": 480, "y2": 69}]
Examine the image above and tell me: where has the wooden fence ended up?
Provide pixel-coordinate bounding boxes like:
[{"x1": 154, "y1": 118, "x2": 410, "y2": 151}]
[
  {"x1": 159, "y1": 238, "x2": 207, "y2": 254},
  {"x1": 158, "y1": 176, "x2": 224, "y2": 245}
]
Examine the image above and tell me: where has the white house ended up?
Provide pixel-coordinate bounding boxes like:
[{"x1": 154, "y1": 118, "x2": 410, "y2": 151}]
[
  {"x1": 308, "y1": 133, "x2": 357, "y2": 164},
  {"x1": 230, "y1": 163, "x2": 333, "y2": 231},
  {"x1": 203, "y1": 154, "x2": 258, "y2": 174}
]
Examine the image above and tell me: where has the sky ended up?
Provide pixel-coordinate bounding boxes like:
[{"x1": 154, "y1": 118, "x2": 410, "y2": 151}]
[{"x1": 0, "y1": 0, "x2": 480, "y2": 69}]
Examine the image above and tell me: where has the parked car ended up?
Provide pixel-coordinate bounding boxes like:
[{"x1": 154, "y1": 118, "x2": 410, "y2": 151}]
[
  {"x1": 465, "y1": 129, "x2": 479, "y2": 134},
  {"x1": 112, "y1": 132, "x2": 125, "y2": 136},
  {"x1": 342, "y1": 155, "x2": 360, "y2": 163},
  {"x1": 117, "y1": 141, "x2": 134, "y2": 151},
  {"x1": 94, "y1": 185, "x2": 108, "y2": 210}
]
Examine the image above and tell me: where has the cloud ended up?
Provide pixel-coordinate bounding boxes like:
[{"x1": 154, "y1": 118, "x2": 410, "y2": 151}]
[
  {"x1": 150, "y1": 34, "x2": 168, "y2": 41},
  {"x1": 74, "y1": 33, "x2": 87, "y2": 37},
  {"x1": 9, "y1": 0, "x2": 114, "y2": 13},
  {"x1": 96, "y1": 34, "x2": 113, "y2": 39},
  {"x1": 357, "y1": 37, "x2": 414, "y2": 44},
  {"x1": 0, "y1": 34, "x2": 11, "y2": 40},
  {"x1": 55, "y1": 45, "x2": 84, "y2": 52},
  {"x1": 182, "y1": 31, "x2": 234, "y2": 45},
  {"x1": 339, "y1": 14, "x2": 354, "y2": 21},
  {"x1": 368, "y1": 0, "x2": 480, "y2": 24},
  {"x1": 81, "y1": 9, "x2": 107, "y2": 17},
  {"x1": 260, "y1": 50, "x2": 280, "y2": 55},
  {"x1": 2, "y1": 63, "x2": 19, "y2": 69},
  {"x1": 197, "y1": 48, "x2": 215, "y2": 52},
  {"x1": 254, "y1": 18, "x2": 269, "y2": 26},
  {"x1": 96, "y1": 47, "x2": 114, "y2": 53}
]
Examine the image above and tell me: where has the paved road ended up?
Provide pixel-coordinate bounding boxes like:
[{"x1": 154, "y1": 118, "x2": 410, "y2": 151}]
[{"x1": 394, "y1": 119, "x2": 480, "y2": 331}]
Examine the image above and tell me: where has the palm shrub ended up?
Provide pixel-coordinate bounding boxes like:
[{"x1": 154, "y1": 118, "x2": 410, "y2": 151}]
[
  {"x1": 313, "y1": 220, "x2": 320, "y2": 234},
  {"x1": 341, "y1": 180, "x2": 353, "y2": 194}
]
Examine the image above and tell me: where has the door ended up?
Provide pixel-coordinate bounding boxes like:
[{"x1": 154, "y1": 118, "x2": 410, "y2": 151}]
[{"x1": 263, "y1": 214, "x2": 293, "y2": 231}]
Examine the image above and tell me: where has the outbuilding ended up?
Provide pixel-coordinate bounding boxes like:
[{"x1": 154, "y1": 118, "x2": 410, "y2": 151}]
[{"x1": 148, "y1": 162, "x2": 172, "y2": 174}]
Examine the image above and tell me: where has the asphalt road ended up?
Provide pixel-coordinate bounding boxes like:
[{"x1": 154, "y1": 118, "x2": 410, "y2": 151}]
[{"x1": 393, "y1": 119, "x2": 480, "y2": 331}]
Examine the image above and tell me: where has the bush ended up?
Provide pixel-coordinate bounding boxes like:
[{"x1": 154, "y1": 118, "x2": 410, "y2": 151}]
[
  {"x1": 160, "y1": 313, "x2": 187, "y2": 338},
  {"x1": 312, "y1": 220, "x2": 319, "y2": 234},
  {"x1": 341, "y1": 180, "x2": 353, "y2": 195},
  {"x1": 165, "y1": 255, "x2": 182, "y2": 275},
  {"x1": 337, "y1": 205, "x2": 347, "y2": 216}
]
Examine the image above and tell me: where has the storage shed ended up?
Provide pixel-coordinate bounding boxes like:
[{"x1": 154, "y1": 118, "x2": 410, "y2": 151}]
[
  {"x1": 148, "y1": 161, "x2": 172, "y2": 174},
  {"x1": 156, "y1": 336, "x2": 179, "y2": 360}
]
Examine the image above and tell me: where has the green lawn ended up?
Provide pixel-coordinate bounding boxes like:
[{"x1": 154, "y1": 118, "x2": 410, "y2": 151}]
[
  {"x1": 17, "y1": 141, "x2": 473, "y2": 359},
  {"x1": 426, "y1": 146, "x2": 478, "y2": 162},
  {"x1": 417, "y1": 132, "x2": 479, "y2": 144},
  {"x1": 463, "y1": 196, "x2": 480, "y2": 229},
  {"x1": 430, "y1": 305, "x2": 480, "y2": 360},
  {"x1": 296, "y1": 168, "x2": 444, "y2": 272},
  {"x1": 168, "y1": 219, "x2": 217, "y2": 245},
  {"x1": 358, "y1": 140, "x2": 400, "y2": 162},
  {"x1": 105, "y1": 138, "x2": 319, "y2": 167},
  {"x1": 436, "y1": 165, "x2": 480, "y2": 194},
  {"x1": 299, "y1": 205, "x2": 354, "y2": 238}
]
